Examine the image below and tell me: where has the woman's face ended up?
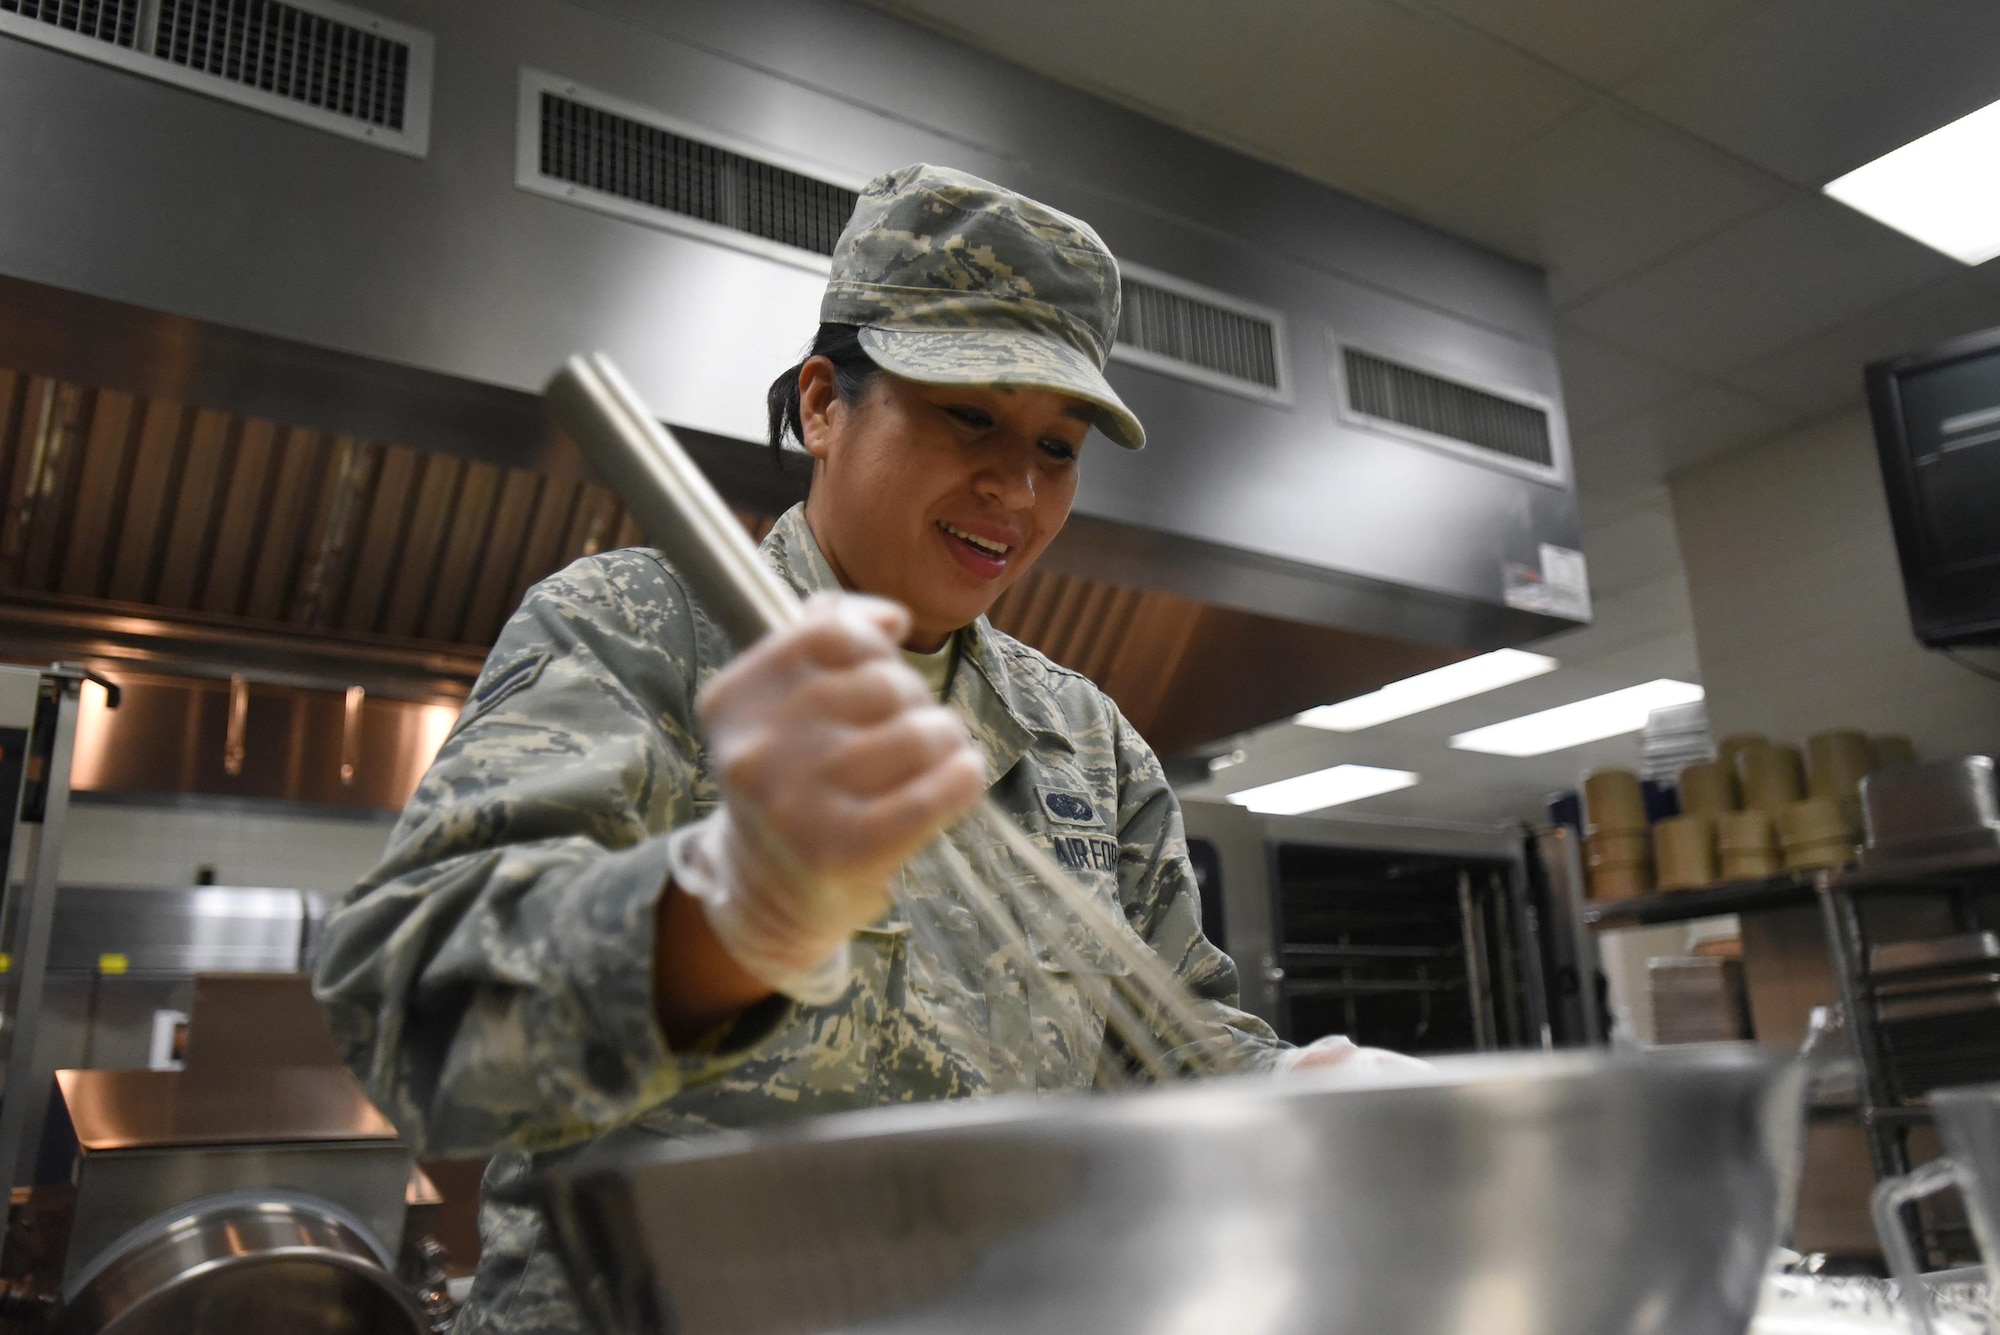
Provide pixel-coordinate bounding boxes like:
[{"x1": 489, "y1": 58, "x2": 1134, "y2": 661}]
[{"x1": 798, "y1": 358, "x2": 1092, "y2": 651}]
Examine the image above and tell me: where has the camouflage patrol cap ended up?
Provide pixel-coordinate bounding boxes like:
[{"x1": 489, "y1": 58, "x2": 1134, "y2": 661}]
[{"x1": 821, "y1": 164, "x2": 1145, "y2": 449}]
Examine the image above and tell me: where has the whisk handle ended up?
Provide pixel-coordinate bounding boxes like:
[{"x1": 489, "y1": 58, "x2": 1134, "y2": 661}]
[{"x1": 544, "y1": 353, "x2": 803, "y2": 647}]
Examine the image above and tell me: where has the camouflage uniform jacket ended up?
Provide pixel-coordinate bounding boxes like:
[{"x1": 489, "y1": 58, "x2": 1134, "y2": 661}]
[{"x1": 314, "y1": 505, "x2": 1285, "y2": 1334}]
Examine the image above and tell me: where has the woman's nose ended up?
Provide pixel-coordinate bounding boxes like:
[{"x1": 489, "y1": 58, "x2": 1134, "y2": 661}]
[{"x1": 974, "y1": 454, "x2": 1036, "y2": 509}]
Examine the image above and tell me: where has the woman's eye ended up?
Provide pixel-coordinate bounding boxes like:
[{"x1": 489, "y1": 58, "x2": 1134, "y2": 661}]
[
  {"x1": 1039, "y1": 439, "x2": 1079, "y2": 462},
  {"x1": 946, "y1": 405, "x2": 994, "y2": 430}
]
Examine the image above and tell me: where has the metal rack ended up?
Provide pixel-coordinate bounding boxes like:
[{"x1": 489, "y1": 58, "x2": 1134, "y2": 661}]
[
  {"x1": 1582, "y1": 845, "x2": 2000, "y2": 1262},
  {"x1": 0, "y1": 663, "x2": 119, "y2": 1188}
]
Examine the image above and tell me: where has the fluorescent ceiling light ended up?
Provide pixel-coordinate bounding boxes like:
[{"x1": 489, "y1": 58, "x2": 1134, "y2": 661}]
[
  {"x1": 1824, "y1": 97, "x2": 2000, "y2": 264},
  {"x1": 1450, "y1": 679, "x2": 1704, "y2": 757},
  {"x1": 1227, "y1": 764, "x2": 1419, "y2": 816},
  {"x1": 1294, "y1": 648, "x2": 1558, "y2": 733}
]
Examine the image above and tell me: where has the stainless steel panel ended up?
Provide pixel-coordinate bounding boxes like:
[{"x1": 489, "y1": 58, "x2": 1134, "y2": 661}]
[
  {"x1": 27, "y1": 887, "x2": 308, "y2": 975},
  {"x1": 1180, "y1": 799, "x2": 1279, "y2": 1024},
  {"x1": 66, "y1": 1145, "x2": 414, "y2": 1285},
  {"x1": 0, "y1": 0, "x2": 1582, "y2": 647},
  {"x1": 80, "y1": 979, "x2": 193, "y2": 1072}
]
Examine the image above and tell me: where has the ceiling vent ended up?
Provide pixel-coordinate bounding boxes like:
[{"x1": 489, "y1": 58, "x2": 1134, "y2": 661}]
[
  {"x1": 1111, "y1": 263, "x2": 1289, "y2": 405},
  {"x1": 1334, "y1": 343, "x2": 1565, "y2": 484},
  {"x1": 516, "y1": 69, "x2": 861, "y2": 274},
  {"x1": 0, "y1": 0, "x2": 432, "y2": 155}
]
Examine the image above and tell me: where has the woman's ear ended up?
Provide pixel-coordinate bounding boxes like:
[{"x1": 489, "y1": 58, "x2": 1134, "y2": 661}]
[{"x1": 797, "y1": 357, "x2": 841, "y2": 463}]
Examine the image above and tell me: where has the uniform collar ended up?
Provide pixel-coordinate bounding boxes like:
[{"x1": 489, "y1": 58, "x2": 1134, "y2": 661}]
[{"x1": 760, "y1": 506, "x2": 1037, "y2": 784}]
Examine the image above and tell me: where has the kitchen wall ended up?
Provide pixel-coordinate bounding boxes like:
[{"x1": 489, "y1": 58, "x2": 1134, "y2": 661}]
[
  {"x1": 1669, "y1": 408, "x2": 2000, "y2": 756},
  {"x1": 50, "y1": 798, "x2": 395, "y2": 896}
]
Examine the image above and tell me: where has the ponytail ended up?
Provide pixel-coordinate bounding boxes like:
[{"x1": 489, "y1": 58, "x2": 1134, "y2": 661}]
[{"x1": 765, "y1": 323, "x2": 880, "y2": 464}]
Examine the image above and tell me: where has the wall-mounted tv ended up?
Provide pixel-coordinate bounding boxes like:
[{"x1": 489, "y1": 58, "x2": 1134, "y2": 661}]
[{"x1": 1865, "y1": 326, "x2": 2000, "y2": 648}]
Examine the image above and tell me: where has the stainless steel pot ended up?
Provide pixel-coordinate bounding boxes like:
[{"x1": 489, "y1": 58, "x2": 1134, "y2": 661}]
[
  {"x1": 539, "y1": 1046, "x2": 1806, "y2": 1335},
  {"x1": 58, "y1": 1189, "x2": 429, "y2": 1335}
]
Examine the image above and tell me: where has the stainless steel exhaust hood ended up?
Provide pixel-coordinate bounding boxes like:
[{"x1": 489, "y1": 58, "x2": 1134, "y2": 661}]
[{"x1": 0, "y1": 0, "x2": 1585, "y2": 748}]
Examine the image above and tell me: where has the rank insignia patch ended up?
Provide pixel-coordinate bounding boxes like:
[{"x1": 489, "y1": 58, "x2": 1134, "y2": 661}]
[{"x1": 1040, "y1": 789, "x2": 1097, "y2": 825}]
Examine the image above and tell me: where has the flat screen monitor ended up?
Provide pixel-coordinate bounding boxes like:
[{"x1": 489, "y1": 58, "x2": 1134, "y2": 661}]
[{"x1": 1865, "y1": 326, "x2": 2000, "y2": 647}]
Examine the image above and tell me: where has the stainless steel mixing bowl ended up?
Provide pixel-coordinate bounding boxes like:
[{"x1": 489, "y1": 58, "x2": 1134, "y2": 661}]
[{"x1": 539, "y1": 1046, "x2": 1804, "y2": 1335}]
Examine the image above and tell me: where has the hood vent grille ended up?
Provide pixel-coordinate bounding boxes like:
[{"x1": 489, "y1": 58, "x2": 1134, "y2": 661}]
[
  {"x1": 3, "y1": 0, "x2": 138, "y2": 44},
  {"x1": 1110, "y1": 266, "x2": 1288, "y2": 405},
  {"x1": 0, "y1": 0, "x2": 431, "y2": 154},
  {"x1": 1338, "y1": 346, "x2": 1557, "y2": 477},
  {"x1": 154, "y1": 0, "x2": 412, "y2": 132},
  {"x1": 520, "y1": 71, "x2": 859, "y2": 271}
]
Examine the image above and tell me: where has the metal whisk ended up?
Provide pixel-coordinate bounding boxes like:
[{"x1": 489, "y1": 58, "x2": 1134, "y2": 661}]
[{"x1": 545, "y1": 353, "x2": 1235, "y2": 1083}]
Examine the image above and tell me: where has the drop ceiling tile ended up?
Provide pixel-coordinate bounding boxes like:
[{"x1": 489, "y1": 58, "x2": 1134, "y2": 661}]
[
  {"x1": 875, "y1": 0, "x2": 1584, "y2": 209},
  {"x1": 1579, "y1": 377, "x2": 1794, "y2": 489},
  {"x1": 1627, "y1": 0, "x2": 2000, "y2": 187},
  {"x1": 1420, "y1": 104, "x2": 1787, "y2": 306},
  {"x1": 1561, "y1": 195, "x2": 1958, "y2": 376},
  {"x1": 869, "y1": 0, "x2": 1292, "y2": 134},
  {"x1": 1724, "y1": 275, "x2": 2000, "y2": 415},
  {"x1": 1554, "y1": 325, "x2": 1707, "y2": 433},
  {"x1": 1417, "y1": 0, "x2": 1757, "y2": 94},
  {"x1": 1574, "y1": 502, "x2": 1685, "y2": 602},
  {"x1": 1214, "y1": 3, "x2": 1587, "y2": 208}
]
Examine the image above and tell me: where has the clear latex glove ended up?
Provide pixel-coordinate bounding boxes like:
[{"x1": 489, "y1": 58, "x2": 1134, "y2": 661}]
[
  {"x1": 665, "y1": 592, "x2": 986, "y2": 1006},
  {"x1": 1276, "y1": 1034, "x2": 1437, "y2": 1086}
]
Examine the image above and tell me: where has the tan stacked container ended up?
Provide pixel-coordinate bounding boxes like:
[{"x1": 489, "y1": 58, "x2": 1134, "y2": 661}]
[
  {"x1": 1806, "y1": 729, "x2": 1874, "y2": 830},
  {"x1": 1739, "y1": 740, "x2": 1806, "y2": 814},
  {"x1": 1778, "y1": 795, "x2": 1860, "y2": 871},
  {"x1": 1677, "y1": 760, "x2": 1738, "y2": 817},
  {"x1": 1654, "y1": 815, "x2": 1718, "y2": 891},
  {"x1": 1583, "y1": 768, "x2": 1652, "y2": 899},
  {"x1": 1718, "y1": 810, "x2": 1781, "y2": 880}
]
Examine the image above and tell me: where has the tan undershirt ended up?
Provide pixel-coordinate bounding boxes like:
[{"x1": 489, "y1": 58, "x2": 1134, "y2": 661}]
[{"x1": 900, "y1": 636, "x2": 958, "y2": 700}]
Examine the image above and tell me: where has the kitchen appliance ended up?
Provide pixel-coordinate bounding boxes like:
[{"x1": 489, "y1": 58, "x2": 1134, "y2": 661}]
[
  {"x1": 56, "y1": 1189, "x2": 427, "y2": 1335},
  {"x1": 45, "y1": 1066, "x2": 413, "y2": 1286},
  {"x1": 1182, "y1": 799, "x2": 1546, "y2": 1051},
  {"x1": 539, "y1": 1046, "x2": 1807, "y2": 1335},
  {"x1": 0, "y1": 886, "x2": 336, "y2": 1185},
  {"x1": 1873, "y1": 1082, "x2": 2000, "y2": 1335}
]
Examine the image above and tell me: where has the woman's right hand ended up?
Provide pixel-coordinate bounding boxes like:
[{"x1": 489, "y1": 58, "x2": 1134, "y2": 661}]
[{"x1": 663, "y1": 591, "x2": 987, "y2": 1005}]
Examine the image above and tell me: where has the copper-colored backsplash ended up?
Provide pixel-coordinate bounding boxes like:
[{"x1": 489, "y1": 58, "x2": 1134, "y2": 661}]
[{"x1": 0, "y1": 367, "x2": 636, "y2": 659}]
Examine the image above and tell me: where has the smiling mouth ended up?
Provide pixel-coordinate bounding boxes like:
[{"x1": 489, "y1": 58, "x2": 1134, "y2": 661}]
[{"x1": 938, "y1": 521, "x2": 1013, "y2": 558}]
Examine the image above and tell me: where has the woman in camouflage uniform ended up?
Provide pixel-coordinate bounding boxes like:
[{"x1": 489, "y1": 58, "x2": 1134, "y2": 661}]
[{"x1": 315, "y1": 163, "x2": 1396, "y2": 1335}]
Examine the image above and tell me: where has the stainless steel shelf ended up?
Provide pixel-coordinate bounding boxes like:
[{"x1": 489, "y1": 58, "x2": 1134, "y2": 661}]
[
  {"x1": 1582, "y1": 872, "x2": 1825, "y2": 930},
  {"x1": 1835, "y1": 846, "x2": 2000, "y2": 891}
]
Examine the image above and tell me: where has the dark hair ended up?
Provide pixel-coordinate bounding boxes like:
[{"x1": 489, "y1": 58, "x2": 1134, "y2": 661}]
[{"x1": 766, "y1": 323, "x2": 880, "y2": 463}]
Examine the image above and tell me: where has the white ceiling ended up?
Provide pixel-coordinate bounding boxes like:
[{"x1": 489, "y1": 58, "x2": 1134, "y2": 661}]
[{"x1": 873, "y1": 0, "x2": 2000, "y2": 820}]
